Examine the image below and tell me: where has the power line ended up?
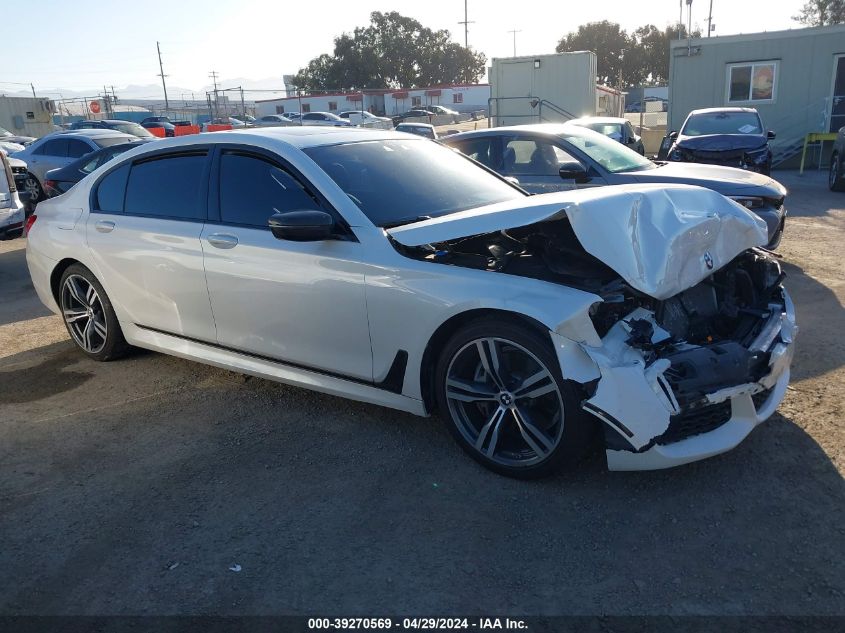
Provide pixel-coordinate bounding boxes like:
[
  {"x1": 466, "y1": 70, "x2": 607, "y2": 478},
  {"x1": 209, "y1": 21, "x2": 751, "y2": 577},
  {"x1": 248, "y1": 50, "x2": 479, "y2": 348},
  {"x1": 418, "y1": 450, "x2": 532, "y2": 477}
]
[{"x1": 156, "y1": 41, "x2": 170, "y2": 111}]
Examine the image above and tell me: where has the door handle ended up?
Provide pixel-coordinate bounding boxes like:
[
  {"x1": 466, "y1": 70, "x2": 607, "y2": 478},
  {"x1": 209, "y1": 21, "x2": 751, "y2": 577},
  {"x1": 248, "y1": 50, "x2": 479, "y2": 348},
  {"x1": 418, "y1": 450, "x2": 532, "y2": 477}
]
[
  {"x1": 207, "y1": 233, "x2": 238, "y2": 249},
  {"x1": 95, "y1": 220, "x2": 115, "y2": 233}
]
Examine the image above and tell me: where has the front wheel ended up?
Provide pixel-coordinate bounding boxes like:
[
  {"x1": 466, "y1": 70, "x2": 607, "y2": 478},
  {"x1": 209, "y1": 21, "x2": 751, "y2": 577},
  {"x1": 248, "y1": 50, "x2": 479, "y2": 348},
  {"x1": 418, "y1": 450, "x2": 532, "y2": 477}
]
[
  {"x1": 434, "y1": 318, "x2": 594, "y2": 478},
  {"x1": 59, "y1": 264, "x2": 129, "y2": 361}
]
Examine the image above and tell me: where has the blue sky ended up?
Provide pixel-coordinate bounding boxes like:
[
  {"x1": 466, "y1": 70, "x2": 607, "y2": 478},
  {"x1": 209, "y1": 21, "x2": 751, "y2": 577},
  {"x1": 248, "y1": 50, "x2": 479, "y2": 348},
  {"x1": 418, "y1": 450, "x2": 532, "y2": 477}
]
[{"x1": 0, "y1": 0, "x2": 806, "y2": 96}]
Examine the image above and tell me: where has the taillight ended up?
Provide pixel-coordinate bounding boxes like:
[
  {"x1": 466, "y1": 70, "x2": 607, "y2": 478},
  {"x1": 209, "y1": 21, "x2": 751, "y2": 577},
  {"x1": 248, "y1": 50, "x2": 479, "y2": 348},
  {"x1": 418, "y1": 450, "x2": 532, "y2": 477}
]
[{"x1": 24, "y1": 214, "x2": 37, "y2": 236}]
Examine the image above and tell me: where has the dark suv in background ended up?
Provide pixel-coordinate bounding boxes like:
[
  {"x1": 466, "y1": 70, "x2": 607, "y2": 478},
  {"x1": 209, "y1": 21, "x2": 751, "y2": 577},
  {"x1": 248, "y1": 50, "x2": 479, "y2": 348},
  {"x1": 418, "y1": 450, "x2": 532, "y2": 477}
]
[{"x1": 663, "y1": 107, "x2": 775, "y2": 175}]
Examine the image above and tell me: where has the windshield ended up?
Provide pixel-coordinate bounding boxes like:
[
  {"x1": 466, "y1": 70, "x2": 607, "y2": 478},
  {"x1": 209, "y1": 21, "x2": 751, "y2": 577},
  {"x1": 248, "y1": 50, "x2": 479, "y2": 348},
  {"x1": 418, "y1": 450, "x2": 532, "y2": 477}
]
[
  {"x1": 560, "y1": 125, "x2": 654, "y2": 173},
  {"x1": 682, "y1": 111, "x2": 763, "y2": 136},
  {"x1": 304, "y1": 139, "x2": 524, "y2": 227}
]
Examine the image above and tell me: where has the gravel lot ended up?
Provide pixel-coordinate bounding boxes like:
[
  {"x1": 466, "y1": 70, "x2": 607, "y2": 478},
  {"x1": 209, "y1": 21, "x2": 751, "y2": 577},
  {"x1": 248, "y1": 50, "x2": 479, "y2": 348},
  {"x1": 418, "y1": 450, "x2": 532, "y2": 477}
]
[{"x1": 0, "y1": 170, "x2": 843, "y2": 617}]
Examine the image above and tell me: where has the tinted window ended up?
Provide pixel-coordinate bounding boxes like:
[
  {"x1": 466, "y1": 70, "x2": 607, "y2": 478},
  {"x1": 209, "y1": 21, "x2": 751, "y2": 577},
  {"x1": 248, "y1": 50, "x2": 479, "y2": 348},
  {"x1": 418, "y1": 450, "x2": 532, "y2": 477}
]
[
  {"x1": 504, "y1": 139, "x2": 577, "y2": 176},
  {"x1": 67, "y1": 139, "x2": 94, "y2": 158},
  {"x1": 304, "y1": 139, "x2": 523, "y2": 228},
  {"x1": 124, "y1": 152, "x2": 207, "y2": 219},
  {"x1": 34, "y1": 138, "x2": 68, "y2": 157},
  {"x1": 451, "y1": 137, "x2": 499, "y2": 169},
  {"x1": 219, "y1": 152, "x2": 319, "y2": 227},
  {"x1": 95, "y1": 164, "x2": 130, "y2": 213}
]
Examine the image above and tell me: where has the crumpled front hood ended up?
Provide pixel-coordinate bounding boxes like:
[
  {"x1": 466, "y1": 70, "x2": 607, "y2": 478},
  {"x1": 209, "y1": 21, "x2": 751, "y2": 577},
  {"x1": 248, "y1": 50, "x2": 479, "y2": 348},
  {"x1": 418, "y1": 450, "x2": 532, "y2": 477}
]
[
  {"x1": 675, "y1": 134, "x2": 768, "y2": 152},
  {"x1": 388, "y1": 184, "x2": 768, "y2": 300}
]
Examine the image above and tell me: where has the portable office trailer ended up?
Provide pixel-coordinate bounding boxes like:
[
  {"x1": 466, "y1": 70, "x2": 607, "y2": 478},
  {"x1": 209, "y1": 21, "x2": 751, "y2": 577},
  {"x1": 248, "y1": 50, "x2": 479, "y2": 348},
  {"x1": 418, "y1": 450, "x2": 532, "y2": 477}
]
[
  {"x1": 489, "y1": 51, "x2": 598, "y2": 127},
  {"x1": 0, "y1": 97, "x2": 56, "y2": 138}
]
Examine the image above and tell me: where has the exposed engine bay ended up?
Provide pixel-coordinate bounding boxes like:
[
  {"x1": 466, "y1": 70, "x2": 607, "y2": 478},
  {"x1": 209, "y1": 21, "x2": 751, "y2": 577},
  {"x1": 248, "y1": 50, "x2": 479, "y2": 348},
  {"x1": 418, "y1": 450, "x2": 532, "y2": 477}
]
[{"x1": 394, "y1": 216, "x2": 790, "y2": 450}]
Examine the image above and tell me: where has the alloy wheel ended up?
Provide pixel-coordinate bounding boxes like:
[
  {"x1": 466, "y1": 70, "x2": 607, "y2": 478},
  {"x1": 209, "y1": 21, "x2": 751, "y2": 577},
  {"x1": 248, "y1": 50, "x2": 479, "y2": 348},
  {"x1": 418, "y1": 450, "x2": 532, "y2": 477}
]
[
  {"x1": 61, "y1": 274, "x2": 108, "y2": 354},
  {"x1": 445, "y1": 337, "x2": 565, "y2": 467},
  {"x1": 24, "y1": 176, "x2": 42, "y2": 201}
]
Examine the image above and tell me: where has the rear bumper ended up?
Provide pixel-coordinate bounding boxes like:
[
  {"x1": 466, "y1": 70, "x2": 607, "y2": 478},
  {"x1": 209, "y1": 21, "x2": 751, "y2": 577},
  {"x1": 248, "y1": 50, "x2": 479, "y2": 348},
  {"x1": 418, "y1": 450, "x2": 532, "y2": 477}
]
[
  {"x1": 0, "y1": 204, "x2": 25, "y2": 238},
  {"x1": 25, "y1": 241, "x2": 60, "y2": 314}
]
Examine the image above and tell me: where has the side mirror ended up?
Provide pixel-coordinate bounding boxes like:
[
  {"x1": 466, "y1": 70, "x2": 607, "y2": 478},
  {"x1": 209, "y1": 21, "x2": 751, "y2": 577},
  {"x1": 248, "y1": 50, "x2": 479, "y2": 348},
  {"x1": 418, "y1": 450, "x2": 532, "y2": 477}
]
[
  {"x1": 767, "y1": 130, "x2": 776, "y2": 140},
  {"x1": 559, "y1": 161, "x2": 590, "y2": 183},
  {"x1": 669, "y1": 130, "x2": 678, "y2": 139},
  {"x1": 269, "y1": 210, "x2": 335, "y2": 241}
]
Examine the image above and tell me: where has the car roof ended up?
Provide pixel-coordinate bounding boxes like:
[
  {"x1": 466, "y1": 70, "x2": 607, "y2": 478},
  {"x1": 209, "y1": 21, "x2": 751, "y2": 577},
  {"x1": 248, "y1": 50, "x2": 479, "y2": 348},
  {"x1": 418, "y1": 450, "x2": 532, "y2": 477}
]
[
  {"x1": 116, "y1": 126, "x2": 416, "y2": 152},
  {"x1": 687, "y1": 107, "x2": 759, "y2": 116},
  {"x1": 570, "y1": 116, "x2": 627, "y2": 125},
  {"x1": 55, "y1": 128, "x2": 133, "y2": 138},
  {"x1": 447, "y1": 123, "x2": 577, "y2": 139}
]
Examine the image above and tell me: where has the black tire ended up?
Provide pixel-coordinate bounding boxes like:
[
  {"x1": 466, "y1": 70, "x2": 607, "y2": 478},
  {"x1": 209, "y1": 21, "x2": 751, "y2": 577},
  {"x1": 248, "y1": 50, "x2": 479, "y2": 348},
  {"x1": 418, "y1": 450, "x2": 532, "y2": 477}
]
[
  {"x1": 59, "y1": 264, "x2": 129, "y2": 361},
  {"x1": 830, "y1": 153, "x2": 845, "y2": 192},
  {"x1": 434, "y1": 317, "x2": 594, "y2": 479}
]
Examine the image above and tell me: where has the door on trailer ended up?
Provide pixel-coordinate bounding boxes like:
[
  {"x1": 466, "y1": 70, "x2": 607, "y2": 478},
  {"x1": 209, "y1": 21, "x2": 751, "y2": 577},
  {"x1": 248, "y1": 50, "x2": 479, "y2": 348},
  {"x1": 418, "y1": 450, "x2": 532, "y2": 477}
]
[{"x1": 830, "y1": 54, "x2": 845, "y2": 133}]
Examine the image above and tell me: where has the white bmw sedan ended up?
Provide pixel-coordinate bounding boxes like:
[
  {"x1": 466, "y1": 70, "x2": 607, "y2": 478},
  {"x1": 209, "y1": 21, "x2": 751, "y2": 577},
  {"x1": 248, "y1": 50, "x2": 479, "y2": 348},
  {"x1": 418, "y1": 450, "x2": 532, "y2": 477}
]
[{"x1": 25, "y1": 127, "x2": 796, "y2": 477}]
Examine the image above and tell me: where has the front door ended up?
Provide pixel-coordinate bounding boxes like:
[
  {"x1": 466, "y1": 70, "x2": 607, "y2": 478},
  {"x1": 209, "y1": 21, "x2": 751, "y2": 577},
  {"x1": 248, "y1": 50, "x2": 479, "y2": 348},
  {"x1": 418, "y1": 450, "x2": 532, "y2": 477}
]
[
  {"x1": 830, "y1": 54, "x2": 845, "y2": 133},
  {"x1": 201, "y1": 148, "x2": 372, "y2": 381}
]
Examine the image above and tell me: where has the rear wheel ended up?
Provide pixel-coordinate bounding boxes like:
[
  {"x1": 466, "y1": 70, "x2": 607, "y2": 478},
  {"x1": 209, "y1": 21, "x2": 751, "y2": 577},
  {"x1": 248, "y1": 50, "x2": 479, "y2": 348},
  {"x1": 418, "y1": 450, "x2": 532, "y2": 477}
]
[
  {"x1": 435, "y1": 318, "x2": 593, "y2": 479},
  {"x1": 59, "y1": 264, "x2": 129, "y2": 361},
  {"x1": 23, "y1": 173, "x2": 43, "y2": 203},
  {"x1": 830, "y1": 153, "x2": 845, "y2": 191}
]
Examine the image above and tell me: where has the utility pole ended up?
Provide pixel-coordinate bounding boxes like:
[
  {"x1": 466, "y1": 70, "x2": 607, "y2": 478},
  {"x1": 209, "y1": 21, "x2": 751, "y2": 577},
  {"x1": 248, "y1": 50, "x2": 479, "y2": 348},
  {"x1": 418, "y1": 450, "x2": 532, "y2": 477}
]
[
  {"x1": 239, "y1": 87, "x2": 245, "y2": 118},
  {"x1": 458, "y1": 0, "x2": 474, "y2": 48},
  {"x1": 507, "y1": 29, "x2": 522, "y2": 57},
  {"x1": 30, "y1": 83, "x2": 36, "y2": 98},
  {"x1": 209, "y1": 71, "x2": 220, "y2": 118},
  {"x1": 157, "y1": 41, "x2": 170, "y2": 111},
  {"x1": 707, "y1": 0, "x2": 714, "y2": 36},
  {"x1": 679, "y1": 0, "x2": 684, "y2": 39}
]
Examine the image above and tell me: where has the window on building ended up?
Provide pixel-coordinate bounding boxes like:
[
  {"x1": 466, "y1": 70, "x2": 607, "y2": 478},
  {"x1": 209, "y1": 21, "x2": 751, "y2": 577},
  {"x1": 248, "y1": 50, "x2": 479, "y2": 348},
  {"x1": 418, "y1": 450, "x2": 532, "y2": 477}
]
[
  {"x1": 301, "y1": 103, "x2": 311, "y2": 113},
  {"x1": 453, "y1": 92, "x2": 464, "y2": 104},
  {"x1": 727, "y1": 61, "x2": 777, "y2": 103},
  {"x1": 275, "y1": 105, "x2": 286, "y2": 114},
  {"x1": 328, "y1": 101, "x2": 338, "y2": 111},
  {"x1": 411, "y1": 96, "x2": 422, "y2": 107}
]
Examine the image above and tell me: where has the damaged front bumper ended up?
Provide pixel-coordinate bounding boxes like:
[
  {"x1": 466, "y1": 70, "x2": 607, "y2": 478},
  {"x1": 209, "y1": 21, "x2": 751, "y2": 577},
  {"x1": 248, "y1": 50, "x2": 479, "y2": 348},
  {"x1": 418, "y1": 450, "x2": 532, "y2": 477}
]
[{"x1": 556, "y1": 288, "x2": 796, "y2": 471}]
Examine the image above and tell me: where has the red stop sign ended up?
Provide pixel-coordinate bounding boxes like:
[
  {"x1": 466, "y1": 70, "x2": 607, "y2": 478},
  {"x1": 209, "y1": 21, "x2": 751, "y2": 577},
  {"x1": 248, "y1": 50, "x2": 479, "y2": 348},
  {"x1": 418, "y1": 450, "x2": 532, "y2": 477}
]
[{"x1": 89, "y1": 101, "x2": 101, "y2": 114}]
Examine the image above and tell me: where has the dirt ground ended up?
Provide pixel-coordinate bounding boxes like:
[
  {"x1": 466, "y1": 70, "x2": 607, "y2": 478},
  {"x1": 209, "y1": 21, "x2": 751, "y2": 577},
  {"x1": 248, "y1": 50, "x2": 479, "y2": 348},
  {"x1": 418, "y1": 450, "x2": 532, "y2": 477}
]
[{"x1": 0, "y1": 170, "x2": 843, "y2": 617}]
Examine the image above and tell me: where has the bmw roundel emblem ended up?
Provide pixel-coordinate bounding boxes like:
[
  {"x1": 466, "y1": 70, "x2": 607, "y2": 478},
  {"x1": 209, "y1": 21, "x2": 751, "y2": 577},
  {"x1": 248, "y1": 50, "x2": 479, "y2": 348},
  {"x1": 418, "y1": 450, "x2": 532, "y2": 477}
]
[{"x1": 703, "y1": 251, "x2": 714, "y2": 270}]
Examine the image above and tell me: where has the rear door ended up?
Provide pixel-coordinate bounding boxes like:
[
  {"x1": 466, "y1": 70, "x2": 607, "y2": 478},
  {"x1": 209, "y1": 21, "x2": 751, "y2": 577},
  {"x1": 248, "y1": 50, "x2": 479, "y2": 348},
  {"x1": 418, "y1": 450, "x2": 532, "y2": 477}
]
[
  {"x1": 28, "y1": 138, "x2": 70, "y2": 181},
  {"x1": 86, "y1": 148, "x2": 216, "y2": 341}
]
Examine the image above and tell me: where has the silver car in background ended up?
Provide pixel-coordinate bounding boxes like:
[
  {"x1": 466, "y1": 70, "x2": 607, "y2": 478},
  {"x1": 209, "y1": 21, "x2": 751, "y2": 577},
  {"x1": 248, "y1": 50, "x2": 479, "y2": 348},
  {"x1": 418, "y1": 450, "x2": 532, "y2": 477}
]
[{"x1": 11, "y1": 129, "x2": 136, "y2": 202}]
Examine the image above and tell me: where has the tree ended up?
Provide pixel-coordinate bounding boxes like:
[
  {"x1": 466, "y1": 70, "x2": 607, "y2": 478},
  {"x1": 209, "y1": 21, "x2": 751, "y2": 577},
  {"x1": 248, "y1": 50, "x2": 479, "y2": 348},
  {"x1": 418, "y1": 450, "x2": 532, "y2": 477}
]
[
  {"x1": 793, "y1": 0, "x2": 845, "y2": 25},
  {"x1": 556, "y1": 21, "x2": 700, "y2": 87},
  {"x1": 555, "y1": 21, "x2": 631, "y2": 86},
  {"x1": 292, "y1": 12, "x2": 487, "y2": 92}
]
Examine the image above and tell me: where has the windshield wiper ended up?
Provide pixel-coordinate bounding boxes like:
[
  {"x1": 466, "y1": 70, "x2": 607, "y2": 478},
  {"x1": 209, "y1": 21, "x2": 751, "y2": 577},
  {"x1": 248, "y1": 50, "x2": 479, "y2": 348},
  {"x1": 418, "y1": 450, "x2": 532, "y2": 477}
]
[{"x1": 381, "y1": 215, "x2": 433, "y2": 229}]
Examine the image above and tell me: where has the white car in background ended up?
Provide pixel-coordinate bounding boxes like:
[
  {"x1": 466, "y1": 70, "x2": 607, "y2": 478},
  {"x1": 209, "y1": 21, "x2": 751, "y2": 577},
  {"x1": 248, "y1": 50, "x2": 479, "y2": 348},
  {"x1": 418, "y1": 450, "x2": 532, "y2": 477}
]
[
  {"x1": 255, "y1": 115, "x2": 295, "y2": 127},
  {"x1": 339, "y1": 110, "x2": 393, "y2": 129},
  {"x1": 300, "y1": 112, "x2": 351, "y2": 127},
  {"x1": 0, "y1": 152, "x2": 25, "y2": 238},
  {"x1": 25, "y1": 127, "x2": 795, "y2": 477}
]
